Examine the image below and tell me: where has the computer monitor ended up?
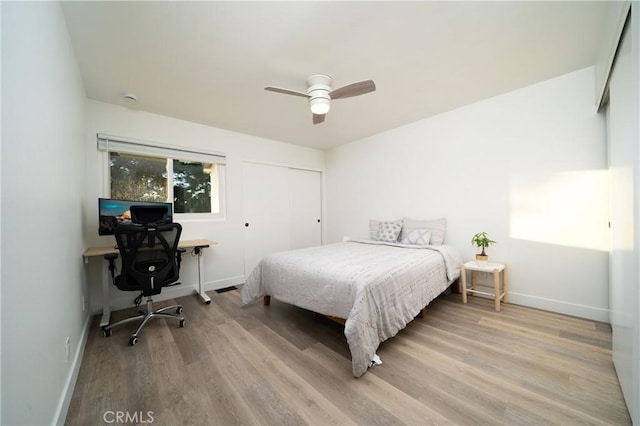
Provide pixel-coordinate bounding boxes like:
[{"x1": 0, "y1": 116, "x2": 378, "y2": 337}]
[{"x1": 98, "y1": 198, "x2": 173, "y2": 235}]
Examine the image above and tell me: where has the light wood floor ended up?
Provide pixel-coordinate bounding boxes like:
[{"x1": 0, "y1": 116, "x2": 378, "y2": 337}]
[{"x1": 66, "y1": 288, "x2": 631, "y2": 425}]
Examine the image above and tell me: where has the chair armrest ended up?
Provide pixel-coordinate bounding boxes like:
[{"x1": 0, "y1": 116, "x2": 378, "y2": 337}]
[
  {"x1": 176, "y1": 248, "x2": 187, "y2": 269},
  {"x1": 103, "y1": 253, "x2": 118, "y2": 280}
]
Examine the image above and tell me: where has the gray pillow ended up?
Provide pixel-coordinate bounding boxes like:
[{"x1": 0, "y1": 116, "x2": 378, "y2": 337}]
[
  {"x1": 377, "y1": 220, "x2": 403, "y2": 242},
  {"x1": 369, "y1": 218, "x2": 402, "y2": 240},
  {"x1": 399, "y1": 217, "x2": 446, "y2": 245}
]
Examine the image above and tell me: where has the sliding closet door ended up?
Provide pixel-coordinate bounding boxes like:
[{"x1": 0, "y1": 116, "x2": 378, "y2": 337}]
[
  {"x1": 289, "y1": 168, "x2": 322, "y2": 250},
  {"x1": 243, "y1": 162, "x2": 322, "y2": 276},
  {"x1": 607, "y1": 16, "x2": 639, "y2": 423},
  {"x1": 242, "y1": 162, "x2": 291, "y2": 276}
]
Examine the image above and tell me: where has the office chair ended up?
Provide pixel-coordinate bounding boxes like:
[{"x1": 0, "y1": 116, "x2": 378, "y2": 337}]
[{"x1": 102, "y1": 207, "x2": 185, "y2": 345}]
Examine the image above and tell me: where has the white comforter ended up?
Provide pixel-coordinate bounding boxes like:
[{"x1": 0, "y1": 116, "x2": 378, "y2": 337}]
[{"x1": 241, "y1": 240, "x2": 462, "y2": 377}]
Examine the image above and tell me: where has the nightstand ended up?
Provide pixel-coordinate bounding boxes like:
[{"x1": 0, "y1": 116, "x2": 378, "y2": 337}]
[{"x1": 461, "y1": 261, "x2": 508, "y2": 311}]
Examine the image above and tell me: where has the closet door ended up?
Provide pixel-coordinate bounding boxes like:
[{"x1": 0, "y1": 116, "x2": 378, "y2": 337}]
[
  {"x1": 289, "y1": 168, "x2": 322, "y2": 250},
  {"x1": 607, "y1": 18, "x2": 639, "y2": 422},
  {"x1": 242, "y1": 162, "x2": 291, "y2": 276},
  {"x1": 243, "y1": 163, "x2": 322, "y2": 277}
]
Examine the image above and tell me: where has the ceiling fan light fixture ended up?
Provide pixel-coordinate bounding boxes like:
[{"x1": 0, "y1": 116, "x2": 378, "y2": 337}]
[
  {"x1": 265, "y1": 74, "x2": 375, "y2": 124},
  {"x1": 309, "y1": 97, "x2": 330, "y2": 115}
]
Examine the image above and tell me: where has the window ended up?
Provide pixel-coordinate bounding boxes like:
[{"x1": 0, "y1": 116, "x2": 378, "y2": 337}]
[
  {"x1": 173, "y1": 160, "x2": 220, "y2": 214},
  {"x1": 99, "y1": 134, "x2": 226, "y2": 219},
  {"x1": 110, "y1": 152, "x2": 168, "y2": 202}
]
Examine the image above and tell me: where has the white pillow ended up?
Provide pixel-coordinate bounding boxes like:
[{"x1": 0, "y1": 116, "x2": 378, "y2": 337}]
[
  {"x1": 399, "y1": 217, "x2": 446, "y2": 245},
  {"x1": 377, "y1": 220, "x2": 403, "y2": 242},
  {"x1": 401, "y1": 229, "x2": 432, "y2": 246},
  {"x1": 369, "y1": 219, "x2": 381, "y2": 240}
]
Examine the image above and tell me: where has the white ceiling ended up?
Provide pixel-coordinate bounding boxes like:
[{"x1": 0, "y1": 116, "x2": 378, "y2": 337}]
[{"x1": 61, "y1": 1, "x2": 608, "y2": 150}]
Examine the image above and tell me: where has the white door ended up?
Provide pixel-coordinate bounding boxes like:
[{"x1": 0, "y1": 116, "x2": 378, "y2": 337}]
[
  {"x1": 607, "y1": 19, "x2": 639, "y2": 423},
  {"x1": 242, "y1": 162, "x2": 291, "y2": 276},
  {"x1": 289, "y1": 168, "x2": 322, "y2": 250}
]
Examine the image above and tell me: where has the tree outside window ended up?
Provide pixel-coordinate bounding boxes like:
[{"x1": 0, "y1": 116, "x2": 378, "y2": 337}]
[
  {"x1": 109, "y1": 152, "x2": 222, "y2": 215},
  {"x1": 173, "y1": 160, "x2": 215, "y2": 214},
  {"x1": 110, "y1": 152, "x2": 168, "y2": 201}
]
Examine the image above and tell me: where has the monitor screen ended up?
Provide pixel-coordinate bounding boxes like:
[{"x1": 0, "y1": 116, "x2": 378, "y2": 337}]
[{"x1": 98, "y1": 198, "x2": 173, "y2": 235}]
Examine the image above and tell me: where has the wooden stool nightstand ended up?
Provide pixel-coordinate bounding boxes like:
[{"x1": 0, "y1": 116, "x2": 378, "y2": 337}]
[{"x1": 461, "y1": 261, "x2": 508, "y2": 311}]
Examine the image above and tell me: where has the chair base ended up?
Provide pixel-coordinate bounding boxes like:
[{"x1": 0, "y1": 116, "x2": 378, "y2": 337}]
[{"x1": 102, "y1": 297, "x2": 185, "y2": 345}]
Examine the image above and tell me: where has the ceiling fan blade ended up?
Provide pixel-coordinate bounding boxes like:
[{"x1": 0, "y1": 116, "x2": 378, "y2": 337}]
[
  {"x1": 330, "y1": 80, "x2": 376, "y2": 99},
  {"x1": 264, "y1": 86, "x2": 309, "y2": 98},
  {"x1": 313, "y1": 114, "x2": 325, "y2": 125}
]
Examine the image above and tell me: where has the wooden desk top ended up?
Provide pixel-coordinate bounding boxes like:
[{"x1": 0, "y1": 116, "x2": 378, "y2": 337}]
[{"x1": 83, "y1": 239, "x2": 217, "y2": 258}]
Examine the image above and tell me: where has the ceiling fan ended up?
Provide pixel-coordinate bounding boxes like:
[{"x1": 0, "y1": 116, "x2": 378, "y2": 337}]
[{"x1": 265, "y1": 74, "x2": 376, "y2": 124}]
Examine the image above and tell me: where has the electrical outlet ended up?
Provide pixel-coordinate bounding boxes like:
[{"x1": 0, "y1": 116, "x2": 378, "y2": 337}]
[{"x1": 65, "y1": 337, "x2": 71, "y2": 362}]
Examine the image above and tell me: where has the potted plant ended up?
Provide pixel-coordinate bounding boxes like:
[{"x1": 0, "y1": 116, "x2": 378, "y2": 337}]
[{"x1": 471, "y1": 232, "x2": 496, "y2": 263}]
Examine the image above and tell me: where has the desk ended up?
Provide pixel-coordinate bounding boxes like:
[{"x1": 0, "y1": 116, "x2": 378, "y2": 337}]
[{"x1": 83, "y1": 239, "x2": 217, "y2": 327}]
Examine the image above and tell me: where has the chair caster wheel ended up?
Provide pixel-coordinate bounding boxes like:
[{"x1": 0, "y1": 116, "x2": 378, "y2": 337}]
[
  {"x1": 176, "y1": 307, "x2": 183, "y2": 314},
  {"x1": 129, "y1": 336, "x2": 138, "y2": 346},
  {"x1": 179, "y1": 319, "x2": 186, "y2": 328},
  {"x1": 103, "y1": 328, "x2": 112, "y2": 338}
]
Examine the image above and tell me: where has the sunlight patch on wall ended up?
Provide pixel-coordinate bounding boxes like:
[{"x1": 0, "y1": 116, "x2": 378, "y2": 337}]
[{"x1": 510, "y1": 170, "x2": 609, "y2": 251}]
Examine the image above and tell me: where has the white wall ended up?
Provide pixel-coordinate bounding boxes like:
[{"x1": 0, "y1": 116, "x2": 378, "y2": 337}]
[
  {"x1": 84, "y1": 100, "x2": 325, "y2": 312},
  {"x1": 326, "y1": 67, "x2": 609, "y2": 321},
  {"x1": 1, "y1": 3, "x2": 88, "y2": 425}
]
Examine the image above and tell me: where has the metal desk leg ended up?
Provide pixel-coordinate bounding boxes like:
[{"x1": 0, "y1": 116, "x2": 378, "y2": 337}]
[
  {"x1": 100, "y1": 259, "x2": 111, "y2": 327},
  {"x1": 194, "y1": 247, "x2": 211, "y2": 304}
]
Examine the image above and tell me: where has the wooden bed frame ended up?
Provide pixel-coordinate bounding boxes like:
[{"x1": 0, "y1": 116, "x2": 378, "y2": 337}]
[
  {"x1": 260, "y1": 279, "x2": 459, "y2": 326},
  {"x1": 262, "y1": 295, "x2": 428, "y2": 325}
]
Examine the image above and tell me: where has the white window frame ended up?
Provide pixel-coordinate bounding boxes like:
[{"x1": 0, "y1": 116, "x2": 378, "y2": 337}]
[{"x1": 97, "y1": 133, "x2": 227, "y2": 221}]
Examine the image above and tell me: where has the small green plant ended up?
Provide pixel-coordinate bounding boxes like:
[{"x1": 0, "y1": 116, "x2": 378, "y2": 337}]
[{"x1": 471, "y1": 232, "x2": 496, "y2": 256}]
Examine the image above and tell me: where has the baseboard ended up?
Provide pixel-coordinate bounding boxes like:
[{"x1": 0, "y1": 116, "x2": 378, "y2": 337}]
[
  {"x1": 204, "y1": 275, "x2": 245, "y2": 292},
  {"x1": 98, "y1": 275, "x2": 247, "y2": 314},
  {"x1": 507, "y1": 292, "x2": 610, "y2": 323},
  {"x1": 100, "y1": 277, "x2": 608, "y2": 323},
  {"x1": 53, "y1": 313, "x2": 92, "y2": 425}
]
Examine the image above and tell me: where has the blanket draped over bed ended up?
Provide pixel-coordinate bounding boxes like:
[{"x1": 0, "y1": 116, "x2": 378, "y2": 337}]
[{"x1": 241, "y1": 240, "x2": 462, "y2": 377}]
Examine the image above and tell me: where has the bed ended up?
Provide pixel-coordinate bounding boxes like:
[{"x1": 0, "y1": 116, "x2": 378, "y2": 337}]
[{"x1": 240, "y1": 237, "x2": 462, "y2": 377}]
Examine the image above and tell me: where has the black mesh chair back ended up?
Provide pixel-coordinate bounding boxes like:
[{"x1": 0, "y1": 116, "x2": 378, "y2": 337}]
[
  {"x1": 103, "y1": 219, "x2": 186, "y2": 345},
  {"x1": 113, "y1": 222, "x2": 182, "y2": 296},
  {"x1": 130, "y1": 205, "x2": 169, "y2": 226}
]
